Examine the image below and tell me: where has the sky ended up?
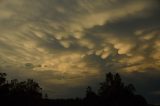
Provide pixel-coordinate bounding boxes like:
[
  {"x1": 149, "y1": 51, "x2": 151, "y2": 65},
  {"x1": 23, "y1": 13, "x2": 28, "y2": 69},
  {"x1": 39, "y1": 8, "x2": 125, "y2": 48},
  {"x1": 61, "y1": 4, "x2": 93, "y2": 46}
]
[{"x1": 0, "y1": 0, "x2": 160, "y2": 104}]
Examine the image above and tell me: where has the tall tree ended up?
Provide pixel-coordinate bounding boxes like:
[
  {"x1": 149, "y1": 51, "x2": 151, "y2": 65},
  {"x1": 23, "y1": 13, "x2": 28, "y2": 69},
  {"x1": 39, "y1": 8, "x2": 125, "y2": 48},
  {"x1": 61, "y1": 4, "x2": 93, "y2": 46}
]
[{"x1": 97, "y1": 72, "x2": 147, "y2": 106}]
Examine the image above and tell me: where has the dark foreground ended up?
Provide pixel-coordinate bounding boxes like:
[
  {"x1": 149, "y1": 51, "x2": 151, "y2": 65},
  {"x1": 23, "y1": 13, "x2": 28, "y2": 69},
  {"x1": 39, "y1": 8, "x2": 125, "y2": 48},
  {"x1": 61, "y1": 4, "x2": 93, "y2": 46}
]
[
  {"x1": 0, "y1": 72, "x2": 157, "y2": 106},
  {"x1": 1, "y1": 98, "x2": 158, "y2": 106}
]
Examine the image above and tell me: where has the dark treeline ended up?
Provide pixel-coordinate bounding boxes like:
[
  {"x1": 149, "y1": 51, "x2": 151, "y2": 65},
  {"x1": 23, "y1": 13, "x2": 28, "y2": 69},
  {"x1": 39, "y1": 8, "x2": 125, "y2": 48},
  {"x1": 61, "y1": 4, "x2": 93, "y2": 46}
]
[
  {"x1": 0, "y1": 73, "x2": 42, "y2": 106},
  {"x1": 0, "y1": 72, "x2": 151, "y2": 106}
]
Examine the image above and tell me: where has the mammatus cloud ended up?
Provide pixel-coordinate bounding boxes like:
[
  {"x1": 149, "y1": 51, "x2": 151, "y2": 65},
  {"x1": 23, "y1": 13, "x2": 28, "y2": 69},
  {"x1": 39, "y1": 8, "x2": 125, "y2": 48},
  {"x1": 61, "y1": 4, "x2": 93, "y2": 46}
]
[{"x1": 0, "y1": 0, "x2": 159, "y2": 103}]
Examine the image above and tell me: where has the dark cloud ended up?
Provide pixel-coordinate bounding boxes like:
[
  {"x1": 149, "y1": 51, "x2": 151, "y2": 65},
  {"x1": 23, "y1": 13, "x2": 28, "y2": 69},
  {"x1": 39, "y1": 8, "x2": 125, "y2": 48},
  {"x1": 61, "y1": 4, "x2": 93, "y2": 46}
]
[{"x1": 0, "y1": 0, "x2": 159, "y2": 104}]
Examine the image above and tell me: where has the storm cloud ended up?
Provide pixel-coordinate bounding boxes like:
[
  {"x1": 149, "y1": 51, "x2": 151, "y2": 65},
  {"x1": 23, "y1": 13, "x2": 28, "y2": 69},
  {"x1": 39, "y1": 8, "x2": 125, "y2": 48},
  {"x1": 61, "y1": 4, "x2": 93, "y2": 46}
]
[{"x1": 0, "y1": 0, "x2": 159, "y2": 104}]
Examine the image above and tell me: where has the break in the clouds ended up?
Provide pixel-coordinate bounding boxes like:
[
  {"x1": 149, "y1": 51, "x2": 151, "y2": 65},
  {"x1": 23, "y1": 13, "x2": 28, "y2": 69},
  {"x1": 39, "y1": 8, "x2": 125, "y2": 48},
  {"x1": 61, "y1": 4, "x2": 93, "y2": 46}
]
[{"x1": 0, "y1": 0, "x2": 160, "y2": 104}]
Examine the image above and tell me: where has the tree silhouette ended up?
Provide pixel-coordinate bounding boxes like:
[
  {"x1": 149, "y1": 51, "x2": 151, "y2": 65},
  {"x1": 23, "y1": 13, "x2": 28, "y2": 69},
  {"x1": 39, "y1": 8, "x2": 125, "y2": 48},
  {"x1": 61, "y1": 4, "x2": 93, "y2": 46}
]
[
  {"x1": 0, "y1": 72, "x2": 149, "y2": 106},
  {"x1": 85, "y1": 86, "x2": 98, "y2": 100},
  {"x1": 84, "y1": 86, "x2": 98, "y2": 106},
  {"x1": 0, "y1": 73, "x2": 43, "y2": 106},
  {"x1": 85, "y1": 72, "x2": 148, "y2": 106},
  {"x1": 9, "y1": 79, "x2": 42, "y2": 100},
  {"x1": 0, "y1": 73, "x2": 6, "y2": 85}
]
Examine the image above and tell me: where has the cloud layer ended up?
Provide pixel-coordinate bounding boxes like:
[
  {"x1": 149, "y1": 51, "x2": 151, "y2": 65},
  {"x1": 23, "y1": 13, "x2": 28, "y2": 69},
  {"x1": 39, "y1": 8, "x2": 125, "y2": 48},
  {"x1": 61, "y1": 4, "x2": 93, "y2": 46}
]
[{"x1": 0, "y1": 0, "x2": 159, "y2": 103}]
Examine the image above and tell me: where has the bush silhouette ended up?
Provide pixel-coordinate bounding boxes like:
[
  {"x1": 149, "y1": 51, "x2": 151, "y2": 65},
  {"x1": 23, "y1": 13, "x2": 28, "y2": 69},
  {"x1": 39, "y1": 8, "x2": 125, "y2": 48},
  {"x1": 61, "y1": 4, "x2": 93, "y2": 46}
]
[{"x1": 0, "y1": 72, "x2": 148, "y2": 106}]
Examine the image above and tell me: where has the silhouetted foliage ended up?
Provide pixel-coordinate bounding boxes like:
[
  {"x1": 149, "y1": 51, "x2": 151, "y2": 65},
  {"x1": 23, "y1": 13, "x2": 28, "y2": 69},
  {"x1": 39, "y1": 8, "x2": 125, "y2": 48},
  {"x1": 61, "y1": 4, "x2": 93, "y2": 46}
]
[
  {"x1": 86, "y1": 86, "x2": 97, "y2": 99},
  {"x1": 0, "y1": 73, "x2": 6, "y2": 85},
  {"x1": 0, "y1": 73, "x2": 43, "y2": 106},
  {"x1": 0, "y1": 72, "x2": 149, "y2": 106},
  {"x1": 84, "y1": 86, "x2": 98, "y2": 105},
  {"x1": 84, "y1": 72, "x2": 148, "y2": 106}
]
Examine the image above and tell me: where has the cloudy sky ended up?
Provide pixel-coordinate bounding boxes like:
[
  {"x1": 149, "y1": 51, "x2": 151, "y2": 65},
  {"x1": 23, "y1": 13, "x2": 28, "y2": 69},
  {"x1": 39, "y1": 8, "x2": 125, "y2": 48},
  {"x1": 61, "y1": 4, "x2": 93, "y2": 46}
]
[{"x1": 0, "y1": 0, "x2": 160, "y2": 104}]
